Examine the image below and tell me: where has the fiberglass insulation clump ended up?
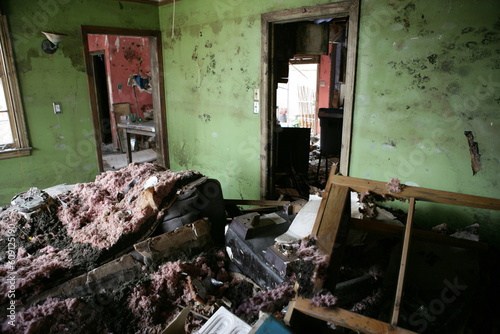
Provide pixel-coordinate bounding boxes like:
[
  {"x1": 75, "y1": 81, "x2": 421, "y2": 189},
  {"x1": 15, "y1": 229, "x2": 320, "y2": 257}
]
[{"x1": 57, "y1": 163, "x2": 200, "y2": 249}]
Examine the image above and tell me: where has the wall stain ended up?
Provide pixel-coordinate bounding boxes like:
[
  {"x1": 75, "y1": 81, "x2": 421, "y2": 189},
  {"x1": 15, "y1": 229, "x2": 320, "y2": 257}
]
[
  {"x1": 198, "y1": 114, "x2": 211, "y2": 122},
  {"x1": 206, "y1": 54, "x2": 216, "y2": 75},
  {"x1": 210, "y1": 22, "x2": 222, "y2": 35},
  {"x1": 462, "y1": 27, "x2": 475, "y2": 34},
  {"x1": 446, "y1": 82, "x2": 461, "y2": 95},
  {"x1": 205, "y1": 40, "x2": 212, "y2": 48},
  {"x1": 427, "y1": 54, "x2": 437, "y2": 64},
  {"x1": 192, "y1": 45, "x2": 198, "y2": 60}
]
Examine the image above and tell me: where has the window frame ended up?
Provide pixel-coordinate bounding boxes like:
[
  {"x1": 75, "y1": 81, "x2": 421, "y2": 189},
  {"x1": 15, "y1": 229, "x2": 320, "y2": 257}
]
[{"x1": 0, "y1": 12, "x2": 30, "y2": 159}]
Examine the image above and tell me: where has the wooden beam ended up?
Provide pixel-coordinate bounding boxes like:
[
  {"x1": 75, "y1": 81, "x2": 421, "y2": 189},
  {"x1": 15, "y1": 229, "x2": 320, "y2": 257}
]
[
  {"x1": 314, "y1": 184, "x2": 350, "y2": 256},
  {"x1": 331, "y1": 175, "x2": 500, "y2": 210},
  {"x1": 350, "y1": 217, "x2": 488, "y2": 251},
  {"x1": 312, "y1": 165, "x2": 337, "y2": 236},
  {"x1": 391, "y1": 197, "x2": 416, "y2": 325},
  {"x1": 286, "y1": 297, "x2": 418, "y2": 334},
  {"x1": 339, "y1": 0, "x2": 360, "y2": 176}
]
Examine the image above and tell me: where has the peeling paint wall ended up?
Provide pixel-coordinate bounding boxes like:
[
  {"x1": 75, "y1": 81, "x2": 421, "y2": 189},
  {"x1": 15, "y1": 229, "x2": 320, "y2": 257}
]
[
  {"x1": 158, "y1": 0, "x2": 335, "y2": 201},
  {"x1": 350, "y1": 0, "x2": 500, "y2": 242},
  {"x1": 0, "y1": 0, "x2": 159, "y2": 204},
  {"x1": 88, "y1": 34, "x2": 153, "y2": 148}
]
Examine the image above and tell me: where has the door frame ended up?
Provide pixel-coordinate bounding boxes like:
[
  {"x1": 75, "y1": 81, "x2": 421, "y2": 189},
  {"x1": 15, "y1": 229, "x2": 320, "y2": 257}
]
[
  {"x1": 81, "y1": 25, "x2": 169, "y2": 172},
  {"x1": 260, "y1": 0, "x2": 359, "y2": 198}
]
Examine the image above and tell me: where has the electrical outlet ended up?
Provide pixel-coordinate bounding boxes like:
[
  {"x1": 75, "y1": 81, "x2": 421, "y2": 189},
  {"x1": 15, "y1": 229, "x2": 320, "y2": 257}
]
[
  {"x1": 253, "y1": 101, "x2": 259, "y2": 114},
  {"x1": 53, "y1": 102, "x2": 62, "y2": 114}
]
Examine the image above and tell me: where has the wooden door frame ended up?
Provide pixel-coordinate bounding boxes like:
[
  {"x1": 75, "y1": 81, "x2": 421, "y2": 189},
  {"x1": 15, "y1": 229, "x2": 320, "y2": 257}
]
[
  {"x1": 260, "y1": 0, "x2": 359, "y2": 198},
  {"x1": 82, "y1": 25, "x2": 169, "y2": 172}
]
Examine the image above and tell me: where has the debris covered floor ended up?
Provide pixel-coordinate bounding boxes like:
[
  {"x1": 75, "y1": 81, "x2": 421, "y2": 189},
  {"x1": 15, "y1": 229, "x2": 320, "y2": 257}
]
[{"x1": 1, "y1": 162, "x2": 499, "y2": 334}]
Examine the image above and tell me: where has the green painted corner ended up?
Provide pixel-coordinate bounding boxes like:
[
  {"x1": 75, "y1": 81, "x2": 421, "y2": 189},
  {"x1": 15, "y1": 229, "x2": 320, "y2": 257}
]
[{"x1": 0, "y1": 0, "x2": 159, "y2": 204}]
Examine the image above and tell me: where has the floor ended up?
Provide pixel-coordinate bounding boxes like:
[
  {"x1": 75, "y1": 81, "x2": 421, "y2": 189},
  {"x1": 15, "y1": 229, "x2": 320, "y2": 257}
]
[{"x1": 102, "y1": 148, "x2": 157, "y2": 171}]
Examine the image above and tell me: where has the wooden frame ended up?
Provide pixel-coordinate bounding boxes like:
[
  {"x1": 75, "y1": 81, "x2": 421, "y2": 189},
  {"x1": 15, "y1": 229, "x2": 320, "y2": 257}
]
[
  {"x1": 0, "y1": 13, "x2": 31, "y2": 159},
  {"x1": 286, "y1": 171, "x2": 500, "y2": 332},
  {"x1": 260, "y1": 0, "x2": 359, "y2": 198},
  {"x1": 81, "y1": 26, "x2": 169, "y2": 172}
]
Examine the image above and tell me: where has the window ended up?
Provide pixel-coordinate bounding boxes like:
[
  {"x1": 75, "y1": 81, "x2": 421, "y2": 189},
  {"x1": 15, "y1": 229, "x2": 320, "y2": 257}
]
[{"x1": 0, "y1": 13, "x2": 30, "y2": 159}]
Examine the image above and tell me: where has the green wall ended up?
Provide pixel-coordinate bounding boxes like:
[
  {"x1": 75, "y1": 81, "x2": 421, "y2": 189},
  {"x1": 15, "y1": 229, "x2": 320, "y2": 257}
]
[
  {"x1": 159, "y1": 0, "x2": 500, "y2": 243},
  {"x1": 350, "y1": 0, "x2": 500, "y2": 242},
  {"x1": 158, "y1": 0, "x2": 335, "y2": 201},
  {"x1": 0, "y1": 0, "x2": 159, "y2": 205},
  {"x1": 1, "y1": 0, "x2": 499, "y2": 243}
]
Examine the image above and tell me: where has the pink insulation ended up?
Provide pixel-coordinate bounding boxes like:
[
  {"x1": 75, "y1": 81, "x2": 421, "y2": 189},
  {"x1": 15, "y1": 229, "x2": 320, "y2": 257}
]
[
  {"x1": 295, "y1": 236, "x2": 329, "y2": 269},
  {"x1": 1, "y1": 297, "x2": 108, "y2": 334},
  {"x1": 0, "y1": 209, "x2": 27, "y2": 236},
  {"x1": 310, "y1": 291, "x2": 338, "y2": 308},
  {"x1": 235, "y1": 282, "x2": 295, "y2": 315},
  {"x1": 386, "y1": 178, "x2": 404, "y2": 194},
  {"x1": 128, "y1": 252, "x2": 229, "y2": 332},
  {"x1": 0, "y1": 246, "x2": 71, "y2": 304},
  {"x1": 57, "y1": 163, "x2": 199, "y2": 249}
]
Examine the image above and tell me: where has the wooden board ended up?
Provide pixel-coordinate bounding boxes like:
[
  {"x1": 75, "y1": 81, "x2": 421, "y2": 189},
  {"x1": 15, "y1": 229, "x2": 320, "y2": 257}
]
[
  {"x1": 285, "y1": 297, "x2": 418, "y2": 334},
  {"x1": 331, "y1": 175, "x2": 500, "y2": 210},
  {"x1": 302, "y1": 170, "x2": 499, "y2": 332},
  {"x1": 391, "y1": 197, "x2": 415, "y2": 325}
]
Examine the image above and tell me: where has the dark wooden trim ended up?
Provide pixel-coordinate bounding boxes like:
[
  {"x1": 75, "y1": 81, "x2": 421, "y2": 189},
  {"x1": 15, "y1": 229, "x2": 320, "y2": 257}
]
[
  {"x1": 339, "y1": 0, "x2": 360, "y2": 175},
  {"x1": 81, "y1": 26, "x2": 169, "y2": 172}
]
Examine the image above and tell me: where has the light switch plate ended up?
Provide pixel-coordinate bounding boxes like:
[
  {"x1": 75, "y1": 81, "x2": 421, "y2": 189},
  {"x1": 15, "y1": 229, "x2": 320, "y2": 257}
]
[
  {"x1": 253, "y1": 101, "x2": 259, "y2": 114},
  {"x1": 53, "y1": 102, "x2": 62, "y2": 114},
  {"x1": 253, "y1": 88, "x2": 259, "y2": 101}
]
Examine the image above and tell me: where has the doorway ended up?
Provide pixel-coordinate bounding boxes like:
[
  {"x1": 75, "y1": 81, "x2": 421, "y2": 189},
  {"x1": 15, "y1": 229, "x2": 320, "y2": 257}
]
[
  {"x1": 260, "y1": 0, "x2": 360, "y2": 199},
  {"x1": 82, "y1": 26, "x2": 169, "y2": 173},
  {"x1": 91, "y1": 52, "x2": 112, "y2": 146}
]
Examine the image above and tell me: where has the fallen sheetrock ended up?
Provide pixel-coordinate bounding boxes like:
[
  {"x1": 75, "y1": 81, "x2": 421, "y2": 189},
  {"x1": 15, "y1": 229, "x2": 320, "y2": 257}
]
[
  {"x1": 134, "y1": 218, "x2": 212, "y2": 265},
  {"x1": 27, "y1": 219, "x2": 213, "y2": 306},
  {"x1": 275, "y1": 195, "x2": 322, "y2": 245}
]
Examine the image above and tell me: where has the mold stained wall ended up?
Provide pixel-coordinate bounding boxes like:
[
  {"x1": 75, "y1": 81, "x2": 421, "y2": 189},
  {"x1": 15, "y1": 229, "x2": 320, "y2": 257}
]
[
  {"x1": 0, "y1": 0, "x2": 159, "y2": 205},
  {"x1": 158, "y1": 0, "x2": 337, "y2": 201},
  {"x1": 351, "y1": 0, "x2": 500, "y2": 243}
]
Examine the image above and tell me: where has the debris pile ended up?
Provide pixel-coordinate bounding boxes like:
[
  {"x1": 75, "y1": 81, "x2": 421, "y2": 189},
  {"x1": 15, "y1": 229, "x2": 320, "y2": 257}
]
[{"x1": 57, "y1": 163, "x2": 200, "y2": 249}]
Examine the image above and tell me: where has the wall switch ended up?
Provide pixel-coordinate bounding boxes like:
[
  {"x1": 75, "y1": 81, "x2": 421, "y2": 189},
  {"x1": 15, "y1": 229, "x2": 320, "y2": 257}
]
[
  {"x1": 253, "y1": 88, "x2": 259, "y2": 101},
  {"x1": 53, "y1": 102, "x2": 62, "y2": 114},
  {"x1": 253, "y1": 101, "x2": 259, "y2": 114}
]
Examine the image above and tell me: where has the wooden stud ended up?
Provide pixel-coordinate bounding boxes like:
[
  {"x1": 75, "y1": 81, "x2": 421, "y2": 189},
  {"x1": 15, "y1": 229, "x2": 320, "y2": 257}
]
[
  {"x1": 314, "y1": 184, "x2": 350, "y2": 256},
  {"x1": 391, "y1": 197, "x2": 416, "y2": 325},
  {"x1": 287, "y1": 297, "x2": 418, "y2": 334}
]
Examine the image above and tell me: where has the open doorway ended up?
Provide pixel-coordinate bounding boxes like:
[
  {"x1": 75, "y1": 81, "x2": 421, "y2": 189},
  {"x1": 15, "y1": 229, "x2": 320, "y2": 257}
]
[
  {"x1": 82, "y1": 26, "x2": 169, "y2": 173},
  {"x1": 260, "y1": 0, "x2": 360, "y2": 199}
]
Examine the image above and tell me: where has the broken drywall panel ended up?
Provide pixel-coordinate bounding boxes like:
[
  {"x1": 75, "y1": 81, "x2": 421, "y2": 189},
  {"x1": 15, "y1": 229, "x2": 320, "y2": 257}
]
[{"x1": 134, "y1": 218, "x2": 212, "y2": 265}]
